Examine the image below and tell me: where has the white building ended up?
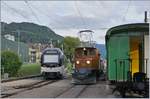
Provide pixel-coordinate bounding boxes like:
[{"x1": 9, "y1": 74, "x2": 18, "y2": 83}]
[{"x1": 4, "y1": 34, "x2": 15, "y2": 41}]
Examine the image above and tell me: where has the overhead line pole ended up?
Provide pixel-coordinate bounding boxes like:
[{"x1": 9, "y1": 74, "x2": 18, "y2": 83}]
[
  {"x1": 11, "y1": 30, "x2": 21, "y2": 56},
  {"x1": 17, "y1": 30, "x2": 20, "y2": 56}
]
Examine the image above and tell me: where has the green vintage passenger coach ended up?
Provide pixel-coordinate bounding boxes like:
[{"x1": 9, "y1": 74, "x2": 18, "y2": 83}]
[{"x1": 105, "y1": 23, "x2": 149, "y2": 81}]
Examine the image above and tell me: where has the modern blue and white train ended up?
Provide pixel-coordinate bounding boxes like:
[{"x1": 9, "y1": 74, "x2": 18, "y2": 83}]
[{"x1": 40, "y1": 48, "x2": 65, "y2": 79}]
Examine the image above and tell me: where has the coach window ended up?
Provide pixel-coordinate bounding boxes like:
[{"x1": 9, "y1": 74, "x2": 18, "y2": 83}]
[{"x1": 89, "y1": 49, "x2": 96, "y2": 56}]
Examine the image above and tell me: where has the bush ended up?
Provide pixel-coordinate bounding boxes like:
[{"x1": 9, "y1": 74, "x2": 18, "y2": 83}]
[{"x1": 1, "y1": 51, "x2": 22, "y2": 77}]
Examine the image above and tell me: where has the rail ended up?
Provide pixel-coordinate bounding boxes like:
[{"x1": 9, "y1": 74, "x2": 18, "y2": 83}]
[{"x1": 1, "y1": 80, "x2": 59, "y2": 98}]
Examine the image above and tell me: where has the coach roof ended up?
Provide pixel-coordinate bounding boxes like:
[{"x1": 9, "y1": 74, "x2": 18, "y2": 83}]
[{"x1": 106, "y1": 23, "x2": 149, "y2": 37}]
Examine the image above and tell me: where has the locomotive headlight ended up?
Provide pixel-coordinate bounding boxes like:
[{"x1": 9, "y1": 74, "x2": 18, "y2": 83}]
[
  {"x1": 86, "y1": 60, "x2": 91, "y2": 64},
  {"x1": 76, "y1": 61, "x2": 80, "y2": 64}
]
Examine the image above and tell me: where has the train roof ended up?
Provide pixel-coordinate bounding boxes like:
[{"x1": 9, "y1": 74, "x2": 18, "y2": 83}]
[
  {"x1": 106, "y1": 23, "x2": 149, "y2": 37},
  {"x1": 79, "y1": 30, "x2": 93, "y2": 33},
  {"x1": 42, "y1": 48, "x2": 63, "y2": 54}
]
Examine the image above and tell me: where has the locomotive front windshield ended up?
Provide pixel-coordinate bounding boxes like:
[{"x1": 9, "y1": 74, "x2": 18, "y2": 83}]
[{"x1": 75, "y1": 48, "x2": 96, "y2": 57}]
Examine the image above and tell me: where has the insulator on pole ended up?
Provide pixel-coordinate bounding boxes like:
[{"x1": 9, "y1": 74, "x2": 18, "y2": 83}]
[{"x1": 144, "y1": 11, "x2": 148, "y2": 23}]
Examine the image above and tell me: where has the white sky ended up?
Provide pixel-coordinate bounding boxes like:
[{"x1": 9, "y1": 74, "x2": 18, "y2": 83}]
[{"x1": 1, "y1": 1, "x2": 150, "y2": 44}]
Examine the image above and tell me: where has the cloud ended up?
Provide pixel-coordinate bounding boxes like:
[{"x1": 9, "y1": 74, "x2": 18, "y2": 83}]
[{"x1": 1, "y1": 1, "x2": 150, "y2": 44}]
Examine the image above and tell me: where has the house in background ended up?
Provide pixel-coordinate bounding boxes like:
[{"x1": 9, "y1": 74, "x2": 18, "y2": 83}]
[
  {"x1": 4, "y1": 34, "x2": 15, "y2": 41},
  {"x1": 28, "y1": 43, "x2": 52, "y2": 63}
]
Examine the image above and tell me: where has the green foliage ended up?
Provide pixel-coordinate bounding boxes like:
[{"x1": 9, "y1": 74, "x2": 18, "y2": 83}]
[
  {"x1": 63, "y1": 36, "x2": 80, "y2": 61},
  {"x1": 1, "y1": 51, "x2": 22, "y2": 77},
  {"x1": 66, "y1": 62, "x2": 73, "y2": 74},
  {"x1": 1, "y1": 22, "x2": 64, "y2": 44},
  {"x1": 17, "y1": 63, "x2": 40, "y2": 77},
  {"x1": 1, "y1": 37, "x2": 29, "y2": 62},
  {"x1": 63, "y1": 36, "x2": 80, "y2": 74},
  {"x1": 64, "y1": 56, "x2": 72, "y2": 74}
]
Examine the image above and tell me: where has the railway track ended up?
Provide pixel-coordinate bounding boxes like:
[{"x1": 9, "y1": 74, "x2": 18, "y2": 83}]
[
  {"x1": 2, "y1": 77, "x2": 112, "y2": 98},
  {"x1": 54, "y1": 84, "x2": 89, "y2": 98},
  {"x1": 54, "y1": 81, "x2": 106, "y2": 98},
  {"x1": 1, "y1": 79, "x2": 119, "y2": 98},
  {"x1": 53, "y1": 84, "x2": 75, "y2": 98},
  {"x1": 75, "y1": 85, "x2": 88, "y2": 98},
  {"x1": 1, "y1": 80, "x2": 59, "y2": 98}
]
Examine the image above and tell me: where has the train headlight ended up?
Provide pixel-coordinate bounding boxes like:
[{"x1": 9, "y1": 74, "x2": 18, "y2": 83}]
[
  {"x1": 86, "y1": 60, "x2": 91, "y2": 64},
  {"x1": 76, "y1": 61, "x2": 80, "y2": 64}
]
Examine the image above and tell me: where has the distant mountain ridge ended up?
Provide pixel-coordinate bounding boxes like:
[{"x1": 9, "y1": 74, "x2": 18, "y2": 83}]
[
  {"x1": 95, "y1": 44, "x2": 106, "y2": 59},
  {"x1": 1, "y1": 22, "x2": 64, "y2": 44}
]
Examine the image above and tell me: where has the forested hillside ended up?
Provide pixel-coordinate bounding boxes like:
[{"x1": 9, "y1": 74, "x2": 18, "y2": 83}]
[{"x1": 1, "y1": 22, "x2": 64, "y2": 44}]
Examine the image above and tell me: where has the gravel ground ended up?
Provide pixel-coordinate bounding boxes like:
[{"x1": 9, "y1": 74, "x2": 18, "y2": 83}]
[
  {"x1": 2, "y1": 78, "x2": 118, "y2": 98},
  {"x1": 1, "y1": 77, "x2": 44, "y2": 97}
]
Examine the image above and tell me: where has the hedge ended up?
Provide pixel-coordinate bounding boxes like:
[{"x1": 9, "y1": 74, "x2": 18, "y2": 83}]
[{"x1": 1, "y1": 51, "x2": 22, "y2": 77}]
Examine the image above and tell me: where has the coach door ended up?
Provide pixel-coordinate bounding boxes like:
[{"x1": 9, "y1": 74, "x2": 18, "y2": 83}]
[{"x1": 108, "y1": 36, "x2": 129, "y2": 81}]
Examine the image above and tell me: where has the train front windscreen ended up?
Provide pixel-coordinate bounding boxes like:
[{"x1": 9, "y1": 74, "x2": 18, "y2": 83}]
[
  {"x1": 43, "y1": 50, "x2": 59, "y2": 63},
  {"x1": 75, "y1": 48, "x2": 96, "y2": 57},
  {"x1": 43, "y1": 55, "x2": 59, "y2": 63}
]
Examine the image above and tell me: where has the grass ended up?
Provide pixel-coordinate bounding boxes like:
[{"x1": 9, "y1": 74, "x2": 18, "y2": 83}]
[
  {"x1": 3, "y1": 62, "x2": 73, "y2": 78},
  {"x1": 17, "y1": 62, "x2": 73, "y2": 77},
  {"x1": 17, "y1": 63, "x2": 41, "y2": 77},
  {"x1": 2, "y1": 62, "x2": 73, "y2": 79}
]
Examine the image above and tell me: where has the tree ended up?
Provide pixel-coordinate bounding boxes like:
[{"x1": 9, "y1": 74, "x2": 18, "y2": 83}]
[
  {"x1": 1, "y1": 51, "x2": 22, "y2": 77},
  {"x1": 63, "y1": 36, "x2": 80, "y2": 62}
]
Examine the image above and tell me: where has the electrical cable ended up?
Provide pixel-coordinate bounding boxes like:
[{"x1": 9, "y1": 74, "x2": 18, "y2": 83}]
[
  {"x1": 122, "y1": 0, "x2": 131, "y2": 22},
  {"x1": 24, "y1": 0, "x2": 41, "y2": 23},
  {"x1": 74, "y1": 1, "x2": 86, "y2": 29},
  {"x1": 2, "y1": 1, "x2": 30, "y2": 21}
]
